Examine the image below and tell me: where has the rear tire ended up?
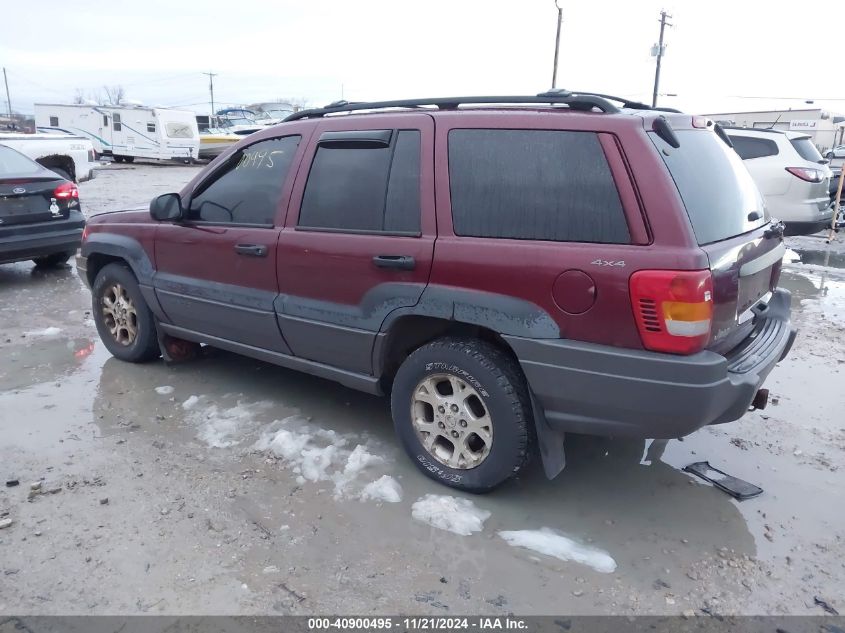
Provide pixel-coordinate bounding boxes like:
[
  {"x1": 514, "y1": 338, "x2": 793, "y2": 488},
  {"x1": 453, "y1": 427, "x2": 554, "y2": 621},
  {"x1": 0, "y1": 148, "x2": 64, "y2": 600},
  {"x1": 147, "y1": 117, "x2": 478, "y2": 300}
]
[
  {"x1": 92, "y1": 263, "x2": 160, "y2": 363},
  {"x1": 32, "y1": 252, "x2": 71, "y2": 268},
  {"x1": 123, "y1": 156, "x2": 135, "y2": 164},
  {"x1": 113, "y1": 156, "x2": 125, "y2": 163},
  {"x1": 390, "y1": 337, "x2": 533, "y2": 493}
]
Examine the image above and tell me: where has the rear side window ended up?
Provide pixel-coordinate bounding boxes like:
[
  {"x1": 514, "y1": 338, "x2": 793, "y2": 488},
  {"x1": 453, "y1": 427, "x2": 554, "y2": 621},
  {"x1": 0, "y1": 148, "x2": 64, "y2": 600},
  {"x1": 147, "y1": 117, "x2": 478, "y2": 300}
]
[
  {"x1": 728, "y1": 135, "x2": 779, "y2": 160},
  {"x1": 188, "y1": 135, "x2": 300, "y2": 225},
  {"x1": 651, "y1": 130, "x2": 767, "y2": 245},
  {"x1": 447, "y1": 129, "x2": 629, "y2": 243},
  {"x1": 113, "y1": 113, "x2": 121, "y2": 132},
  {"x1": 298, "y1": 130, "x2": 421, "y2": 234},
  {"x1": 49, "y1": 116, "x2": 59, "y2": 127},
  {"x1": 790, "y1": 137, "x2": 823, "y2": 162}
]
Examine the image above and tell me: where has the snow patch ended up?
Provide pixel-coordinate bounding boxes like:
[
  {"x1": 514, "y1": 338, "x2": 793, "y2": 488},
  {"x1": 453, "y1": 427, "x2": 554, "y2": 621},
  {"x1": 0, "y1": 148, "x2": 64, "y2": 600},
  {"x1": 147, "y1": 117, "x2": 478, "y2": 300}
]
[
  {"x1": 190, "y1": 401, "x2": 273, "y2": 448},
  {"x1": 26, "y1": 327, "x2": 62, "y2": 337},
  {"x1": 155, "y1": 385, "x2": 175, "y2": 395},
  {"x1": 360, "y1": 475, "x2": 403, "y2": 503},
  {"x1": 181, "y1": 395, "x2": 200, "y2": 410},
  {"x1": 498, "y1": 528, "x2": 617, "y2": 573},
  {"x1": 254, "y1": 417, "x2": 391, "y2": 500},
  {"x1": 411, "y1": 494, "x2": 490, "y2": 536}
]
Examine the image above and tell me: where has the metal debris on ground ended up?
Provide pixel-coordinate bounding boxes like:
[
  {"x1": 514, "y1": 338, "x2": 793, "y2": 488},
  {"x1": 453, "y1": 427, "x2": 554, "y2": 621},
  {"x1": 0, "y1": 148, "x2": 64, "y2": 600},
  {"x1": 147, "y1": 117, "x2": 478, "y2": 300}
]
[{"x1": 683, "y1": 461, "x2": 763, "y2": 500}]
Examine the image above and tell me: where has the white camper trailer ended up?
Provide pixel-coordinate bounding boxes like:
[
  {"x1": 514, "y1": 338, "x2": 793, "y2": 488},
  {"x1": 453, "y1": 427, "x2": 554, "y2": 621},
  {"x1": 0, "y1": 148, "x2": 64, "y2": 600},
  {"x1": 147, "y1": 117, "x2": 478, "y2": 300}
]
[{"x1": 34, "y1": 104, "x2": 199, "y2": 163}]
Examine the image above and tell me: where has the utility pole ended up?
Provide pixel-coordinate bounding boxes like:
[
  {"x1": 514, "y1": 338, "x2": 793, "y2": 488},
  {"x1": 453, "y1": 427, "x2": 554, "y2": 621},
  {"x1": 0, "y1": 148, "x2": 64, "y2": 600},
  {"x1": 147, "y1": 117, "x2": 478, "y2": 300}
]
[
  {"x1": 551, "y1": 0, "x2": 563, "y2": 89},
  {"x1": 3, "y1": 67, "x2": 11, "y2": 120},
  {"x1": 202, "y1": 71, "x2": 217, "y2": 117},
  {"x1": 651, "y1": 11, "x2": 672, "y2": 108}
]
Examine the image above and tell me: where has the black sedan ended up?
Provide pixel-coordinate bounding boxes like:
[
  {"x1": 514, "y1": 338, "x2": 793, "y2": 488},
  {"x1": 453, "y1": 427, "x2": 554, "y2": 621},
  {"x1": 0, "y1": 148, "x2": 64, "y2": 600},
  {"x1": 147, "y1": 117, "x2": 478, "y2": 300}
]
[{"x1": 0, "y1": 144, "x2": 85, "y2": 267}]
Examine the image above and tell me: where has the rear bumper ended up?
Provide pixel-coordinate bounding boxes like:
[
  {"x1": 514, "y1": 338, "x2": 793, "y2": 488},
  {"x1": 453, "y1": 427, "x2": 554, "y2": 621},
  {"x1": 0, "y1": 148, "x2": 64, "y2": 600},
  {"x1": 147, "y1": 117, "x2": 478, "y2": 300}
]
[
  {"x1": 504, "y1": 289, "x2": 796, "y2": 439},
  {"x1": 0, "y1": 212, "x2": 85, "y2": 264}
]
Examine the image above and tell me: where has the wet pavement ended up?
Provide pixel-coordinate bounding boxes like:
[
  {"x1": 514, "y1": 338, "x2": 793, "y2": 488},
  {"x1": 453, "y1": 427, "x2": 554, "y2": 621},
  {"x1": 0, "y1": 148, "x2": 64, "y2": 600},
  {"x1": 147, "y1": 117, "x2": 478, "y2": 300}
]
[{"x1": 0, "y1": 164, "x2": 843, "y2": 616}]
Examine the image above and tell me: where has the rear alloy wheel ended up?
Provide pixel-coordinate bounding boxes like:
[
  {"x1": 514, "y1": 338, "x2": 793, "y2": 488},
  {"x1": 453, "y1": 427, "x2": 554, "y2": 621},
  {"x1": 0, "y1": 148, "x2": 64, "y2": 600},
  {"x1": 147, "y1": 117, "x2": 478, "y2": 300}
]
[
  {"x1": 92, "y1": 263, "x2": 160, "y2": 362},
  {"x1": 32, "y1": 252, "x2": 72, "y2": 268},
  {"x1": 412, "y1": 374, "x2": 493, "y2": 470},
  {"x1": 391, "y1": 337, "x2": 533, "y2": 492}
]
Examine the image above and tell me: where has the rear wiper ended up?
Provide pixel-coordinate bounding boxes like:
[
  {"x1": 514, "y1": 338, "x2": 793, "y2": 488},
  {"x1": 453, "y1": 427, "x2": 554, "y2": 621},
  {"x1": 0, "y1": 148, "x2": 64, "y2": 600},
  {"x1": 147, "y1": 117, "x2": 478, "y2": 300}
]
[{"x1": 764, "y1": 220, "x2": 786, "y2": 239}]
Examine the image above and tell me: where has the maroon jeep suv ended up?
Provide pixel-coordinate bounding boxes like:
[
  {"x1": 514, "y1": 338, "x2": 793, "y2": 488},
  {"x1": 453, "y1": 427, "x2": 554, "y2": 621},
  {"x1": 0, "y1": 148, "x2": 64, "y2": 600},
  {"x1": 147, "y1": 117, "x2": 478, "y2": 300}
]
[{"x1": 77, "y1": 92, "x2": 796, "y2": 492}]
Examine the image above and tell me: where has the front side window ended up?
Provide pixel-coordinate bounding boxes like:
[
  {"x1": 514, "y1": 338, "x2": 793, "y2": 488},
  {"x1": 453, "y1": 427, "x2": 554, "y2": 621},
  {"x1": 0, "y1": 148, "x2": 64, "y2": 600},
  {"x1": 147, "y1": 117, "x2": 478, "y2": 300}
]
[
  {"x1": 728, "y1": 135, "x2": 779, "y2": 160},
  {"x1": 49, "y1": 116, "x2": 59, "y2": 127},
  {"x1": 448, "y1": 129, "x2": 630, "y2": 243},
  {"x1": 188, "y1": 135, "x2": 301, "y2": 225},
  {"x1": 297, "y1": 130, "x2": 421, "y2": 234}
]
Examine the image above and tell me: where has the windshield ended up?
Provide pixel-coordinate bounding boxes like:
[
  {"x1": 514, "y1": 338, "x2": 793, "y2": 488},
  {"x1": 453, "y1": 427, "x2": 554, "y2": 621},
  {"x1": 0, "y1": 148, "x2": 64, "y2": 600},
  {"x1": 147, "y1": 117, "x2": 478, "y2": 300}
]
[
  {"x1": 650, "y1": 129, "x2": 768, "y2": 245},
  {"x1": 0, "y1": 145, "x2": 43, "y2": 175},
  {"x1": 790, "y1": 137, "x2": 823, "y2": 162}
]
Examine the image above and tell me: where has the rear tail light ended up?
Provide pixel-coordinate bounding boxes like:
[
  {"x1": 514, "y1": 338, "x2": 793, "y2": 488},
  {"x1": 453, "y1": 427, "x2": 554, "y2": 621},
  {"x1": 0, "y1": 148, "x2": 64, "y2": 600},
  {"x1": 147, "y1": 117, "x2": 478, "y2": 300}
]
[
  {"x1": 82, "y1": 225, "x2": 90, "y2": 242},
  {"x1": 785, "y1": 167, "x2": 824, "y2": 183},
  {"x1": 53, "y1": 181, "x2": 79, "y2": 199},
  {"x1": 630, "y1": 270, "x2": 714, "y2": 355}
]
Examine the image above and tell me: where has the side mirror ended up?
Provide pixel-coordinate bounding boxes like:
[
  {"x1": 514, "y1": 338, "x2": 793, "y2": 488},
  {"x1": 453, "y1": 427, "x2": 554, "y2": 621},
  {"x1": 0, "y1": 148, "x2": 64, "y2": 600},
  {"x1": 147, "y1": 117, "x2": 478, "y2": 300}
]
[{"x1": 150, "y1": 193, "x2": 183, "y2": 222}]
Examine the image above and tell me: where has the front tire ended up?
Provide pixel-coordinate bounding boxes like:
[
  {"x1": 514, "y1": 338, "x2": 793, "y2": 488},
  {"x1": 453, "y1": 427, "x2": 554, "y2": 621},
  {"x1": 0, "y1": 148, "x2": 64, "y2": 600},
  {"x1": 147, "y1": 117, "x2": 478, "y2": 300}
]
[
  {"x1": 391, "y1": 337, "x2": 533, "y2": 493},
  {"x1": 92, "y1": 263, "x2": 160, "y2": 362}
]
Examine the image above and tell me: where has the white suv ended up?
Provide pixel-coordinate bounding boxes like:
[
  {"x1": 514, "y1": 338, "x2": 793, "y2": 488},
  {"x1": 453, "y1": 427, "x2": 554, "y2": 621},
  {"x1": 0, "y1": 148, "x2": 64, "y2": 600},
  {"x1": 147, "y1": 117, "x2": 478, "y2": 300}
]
[{"x1": 725, "y1": 128, "x2": 832, "y2": 235}]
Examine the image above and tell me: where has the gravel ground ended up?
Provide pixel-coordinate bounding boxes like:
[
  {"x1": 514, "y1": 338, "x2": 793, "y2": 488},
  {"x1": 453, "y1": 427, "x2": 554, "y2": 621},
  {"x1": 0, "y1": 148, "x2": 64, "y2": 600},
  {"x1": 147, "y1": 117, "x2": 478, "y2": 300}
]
[{"x1": 0, "y1": 163, "x2": 843, "y2": 616}]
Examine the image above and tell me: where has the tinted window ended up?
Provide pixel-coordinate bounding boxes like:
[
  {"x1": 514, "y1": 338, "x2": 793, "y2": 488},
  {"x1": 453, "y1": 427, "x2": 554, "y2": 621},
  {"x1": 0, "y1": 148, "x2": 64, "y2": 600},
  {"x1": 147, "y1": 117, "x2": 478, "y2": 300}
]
[
  {"x1": 298, "y1": 130, "x2": 421, "y2": 233},
  {"x1": 448, "y1": 129, "x2": 629, "y2": 243},
  {"x1": 188, "y1": 135, "x2": 300, "y2": 225},
  {"x1": 728, "y1": 135, "x2": 779, "y2": 160},
  {"x1": 790, "y1": 137, "x2": 823, "y2": 162},
  {"x1": 651, "y1": 129, "x2": 767, "y2": 245},
  {"x1": 49, "y1": 116, "x2": 58, "y2": 127}
]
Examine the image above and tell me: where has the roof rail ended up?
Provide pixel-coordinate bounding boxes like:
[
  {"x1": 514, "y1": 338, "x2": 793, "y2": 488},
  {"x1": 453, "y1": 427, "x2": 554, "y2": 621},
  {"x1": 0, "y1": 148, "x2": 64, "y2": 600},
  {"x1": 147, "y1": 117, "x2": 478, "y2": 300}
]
[
  {"x1": 283, "y1": 92, "x2": 621, "y2": 121},
  {"x1": 568, "y1": 91, "x2": 683, "y2": 113}
]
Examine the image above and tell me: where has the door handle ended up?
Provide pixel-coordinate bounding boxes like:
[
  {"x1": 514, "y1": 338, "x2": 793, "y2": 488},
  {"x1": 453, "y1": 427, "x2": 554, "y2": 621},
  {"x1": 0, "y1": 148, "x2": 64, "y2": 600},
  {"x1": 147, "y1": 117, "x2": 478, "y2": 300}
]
[
  {"x1": 372, "y1": 255, "x2": 416, "y2": 270},
  {"x1": 234, "y1": 244, "x2": 268, "y2": 257}
]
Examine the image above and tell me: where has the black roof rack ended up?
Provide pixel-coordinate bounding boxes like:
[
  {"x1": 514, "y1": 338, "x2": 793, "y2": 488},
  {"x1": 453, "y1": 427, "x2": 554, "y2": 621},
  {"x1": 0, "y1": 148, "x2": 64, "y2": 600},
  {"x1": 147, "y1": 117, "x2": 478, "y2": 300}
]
[
  {"x1": 283, "y1": 91, "x2": 623, "y2": 121},
  {"x1": 570, "y1": 91, "x2": 683, "y2": 113}
]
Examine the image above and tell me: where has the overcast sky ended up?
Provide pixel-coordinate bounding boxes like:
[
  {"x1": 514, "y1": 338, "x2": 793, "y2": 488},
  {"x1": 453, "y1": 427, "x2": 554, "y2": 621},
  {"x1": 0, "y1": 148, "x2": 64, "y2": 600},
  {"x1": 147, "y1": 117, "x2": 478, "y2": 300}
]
[{"x1": 2, "y1": 0, "x2": 841, "y2": 117}]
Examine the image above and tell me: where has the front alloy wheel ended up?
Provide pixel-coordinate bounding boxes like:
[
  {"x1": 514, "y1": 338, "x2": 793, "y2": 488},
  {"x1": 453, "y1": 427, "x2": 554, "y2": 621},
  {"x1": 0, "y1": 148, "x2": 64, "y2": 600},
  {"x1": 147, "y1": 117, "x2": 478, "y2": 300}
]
[{"x1": 101, "y1": 282, "x2": 138, "y2": 346}]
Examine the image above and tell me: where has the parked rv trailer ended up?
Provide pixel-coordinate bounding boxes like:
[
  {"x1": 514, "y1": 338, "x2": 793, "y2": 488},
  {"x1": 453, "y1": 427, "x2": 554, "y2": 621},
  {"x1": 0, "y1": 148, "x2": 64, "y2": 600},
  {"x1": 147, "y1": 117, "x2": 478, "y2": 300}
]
[{"x1": 33, "y1": 104, "x2": 199, "y2": 163}]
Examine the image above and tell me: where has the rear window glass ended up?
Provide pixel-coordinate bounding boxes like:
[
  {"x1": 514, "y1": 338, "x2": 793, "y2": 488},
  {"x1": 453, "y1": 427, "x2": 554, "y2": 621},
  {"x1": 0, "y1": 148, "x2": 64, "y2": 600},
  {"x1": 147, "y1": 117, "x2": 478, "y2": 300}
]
[
  {"x1": 728, "y1": 135, "x2": 779, "y2": 160},
  {"x1": 0, "y1": 145, "x2": 43, "y2": 175},
  {"x1": 448, "y1": 129, "x2": 630, "y2": 243},
  {"x1": 650, "y1": 129, "x2": 767, "y2": 245},
  {"x1": 790, "y1": 137, "x2": 823, "y2": 162}
]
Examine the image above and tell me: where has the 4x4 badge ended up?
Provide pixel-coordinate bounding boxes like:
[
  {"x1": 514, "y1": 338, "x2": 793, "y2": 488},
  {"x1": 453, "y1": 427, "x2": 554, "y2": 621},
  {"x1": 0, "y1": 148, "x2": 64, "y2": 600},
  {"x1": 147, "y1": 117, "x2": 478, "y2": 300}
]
[{"x1": 591, "y1": 259, "x2": 626, "y2": 267}]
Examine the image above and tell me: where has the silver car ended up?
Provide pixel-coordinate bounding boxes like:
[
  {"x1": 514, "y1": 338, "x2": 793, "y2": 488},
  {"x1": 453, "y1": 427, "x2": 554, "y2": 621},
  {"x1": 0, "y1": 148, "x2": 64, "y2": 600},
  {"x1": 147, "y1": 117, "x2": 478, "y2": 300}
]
[{"x1": 725, "y1": 128, "x2": 833, "y2": 235}]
